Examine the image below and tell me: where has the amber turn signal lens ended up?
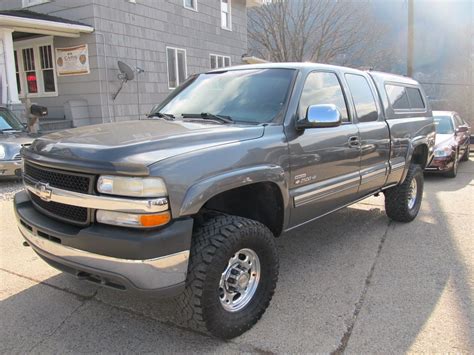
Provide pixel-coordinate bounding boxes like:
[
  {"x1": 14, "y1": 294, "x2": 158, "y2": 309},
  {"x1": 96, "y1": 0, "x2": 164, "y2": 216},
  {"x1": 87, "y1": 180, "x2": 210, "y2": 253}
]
[
  {"x1": 140, "y1": 211, "x2": 171, "y2": 227},
  {"x1": 96, "y1": 210, "x2": 171, "y2": 228}
]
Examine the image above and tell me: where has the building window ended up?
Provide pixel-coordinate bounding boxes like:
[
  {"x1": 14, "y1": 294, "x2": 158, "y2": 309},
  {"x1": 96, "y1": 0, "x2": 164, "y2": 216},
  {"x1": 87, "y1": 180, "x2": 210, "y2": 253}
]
[
  {"x1": 14, "y1": 51, "x2": 21, "y2": 95},
  {"x1": 22, "y1": 0, "x2": 50, "y2": 8},
  {"x1": 39, "y1": 45, "x2": 56, "y2": 92},
  {"x1": 221, "y1": 0, "x2": 232, "y2": 30},
  {"x1": 22, "y1": 48, "x2": 38, "y2": 94},
  {"x1": 184, "y1": 0, "x2": 197, "y2": 11},
  {"x1": 14, "y1": 38, "x2": 58, "y2": 97},
  {"x1": 210, "y1": 54, "x2": 231, "y2": 69},
  {"x1": 166, "y1": 47, "x2": 187, "y2": 89}
]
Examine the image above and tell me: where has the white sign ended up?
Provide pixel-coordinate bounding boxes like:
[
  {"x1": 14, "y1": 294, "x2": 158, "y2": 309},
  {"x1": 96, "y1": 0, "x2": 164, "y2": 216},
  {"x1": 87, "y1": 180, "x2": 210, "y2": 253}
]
[{"x1": 55, "y1": 44, "x2": 90, "y2": 76}]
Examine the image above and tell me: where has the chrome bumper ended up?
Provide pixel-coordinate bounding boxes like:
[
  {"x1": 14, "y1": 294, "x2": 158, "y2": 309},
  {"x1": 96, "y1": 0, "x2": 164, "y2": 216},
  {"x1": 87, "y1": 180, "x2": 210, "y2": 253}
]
[
  {"x1": 18, "y1": 221, "x2": 189, "y2": 292},
  {"x1": 0, "y1": 160, "x2": 22, "y2": 177}
]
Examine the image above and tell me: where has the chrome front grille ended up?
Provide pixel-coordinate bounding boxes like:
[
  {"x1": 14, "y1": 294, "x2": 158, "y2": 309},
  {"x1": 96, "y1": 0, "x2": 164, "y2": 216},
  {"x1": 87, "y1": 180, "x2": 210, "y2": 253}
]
[
  {"x1": 24, "y1": 162, "x2": 93, "y2": 194},
  {"x1": 24, "y1": 162, "x2": 94, "y2": 225},
  {"x1": 30, "y1": 193, "x2": 89, "y2": 224}
]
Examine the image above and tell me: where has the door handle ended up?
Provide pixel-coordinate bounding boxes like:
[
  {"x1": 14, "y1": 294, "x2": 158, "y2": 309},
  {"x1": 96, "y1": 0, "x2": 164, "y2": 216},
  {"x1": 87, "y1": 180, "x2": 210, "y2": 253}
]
[{"x1": 348, "y1": 136, "x2": 360, "y2": 147}]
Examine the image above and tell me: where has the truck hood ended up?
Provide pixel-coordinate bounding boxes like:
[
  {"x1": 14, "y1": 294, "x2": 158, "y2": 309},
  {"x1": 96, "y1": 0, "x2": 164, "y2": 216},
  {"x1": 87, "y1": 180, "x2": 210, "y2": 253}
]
[{"x1": 29, "y1": 120, "x2": 264, "y2": 168}]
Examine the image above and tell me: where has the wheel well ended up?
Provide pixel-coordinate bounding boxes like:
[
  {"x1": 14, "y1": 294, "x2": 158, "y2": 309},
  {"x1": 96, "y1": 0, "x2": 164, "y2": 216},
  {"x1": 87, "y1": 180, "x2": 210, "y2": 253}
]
[
  {"x1": 199, "y1": 182, "x2": 284, "y2": 237},
  {"x1": 411, "y1": 144, "x2": 429, "y2": 168}
]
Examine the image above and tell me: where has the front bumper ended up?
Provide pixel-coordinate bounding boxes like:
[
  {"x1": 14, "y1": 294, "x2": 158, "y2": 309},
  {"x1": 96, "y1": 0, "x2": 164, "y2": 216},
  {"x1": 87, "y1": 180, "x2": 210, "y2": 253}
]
[
  {"x1": 0, "y1": 160, "x2": 22, "y2": 177},
  {"x1": 14, "y1": 191, "x2": 193, "y2": 295},
  {"x1": 425, "y1": 156, "x2": 454, "y2": 172}
]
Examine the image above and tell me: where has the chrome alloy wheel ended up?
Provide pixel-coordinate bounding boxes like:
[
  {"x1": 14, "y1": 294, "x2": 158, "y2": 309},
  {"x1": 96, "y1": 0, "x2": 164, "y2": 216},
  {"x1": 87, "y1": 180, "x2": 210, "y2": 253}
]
[
  {"x1": 219, "y1": 248, "x2": 261, "y2": 312},
  {"x1": 407, "y1": 178, "x2": 418, "y2": 210}
]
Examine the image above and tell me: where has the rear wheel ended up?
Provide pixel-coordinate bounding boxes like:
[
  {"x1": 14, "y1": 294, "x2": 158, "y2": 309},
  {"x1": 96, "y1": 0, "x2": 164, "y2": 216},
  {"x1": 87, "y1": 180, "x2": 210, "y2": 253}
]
[
  {"x1": 444, "y1": 151, "x2": 459, "y2": 178},
  {"x1": 460, "y1": 144, "x2": 470, "y2": 162},
  {"x1": 177, "y1": 213, "x2": 279, "y2": 339},
  {"x1": 384, "y1": 164, "x2": 423, "y2": 222}
]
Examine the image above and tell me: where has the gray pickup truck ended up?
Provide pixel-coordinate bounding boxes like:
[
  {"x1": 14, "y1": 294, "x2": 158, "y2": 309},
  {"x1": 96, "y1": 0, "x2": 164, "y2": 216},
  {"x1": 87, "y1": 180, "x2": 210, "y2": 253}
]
[{"x1": 14, "y1": 63, "x2": 435, "y2": 339}]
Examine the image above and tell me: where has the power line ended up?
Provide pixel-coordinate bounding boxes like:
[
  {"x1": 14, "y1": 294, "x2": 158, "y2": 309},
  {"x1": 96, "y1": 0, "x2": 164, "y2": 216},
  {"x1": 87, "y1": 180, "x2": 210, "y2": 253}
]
[{"x1": 419, "y1": 82, "x2": 474, "y2": 87}]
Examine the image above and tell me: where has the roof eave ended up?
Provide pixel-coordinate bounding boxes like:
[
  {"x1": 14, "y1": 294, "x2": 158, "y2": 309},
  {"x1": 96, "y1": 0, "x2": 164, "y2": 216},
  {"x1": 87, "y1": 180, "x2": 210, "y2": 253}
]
[{"x1": 0, "y1": 14, "x2": 94, "y2": 38}]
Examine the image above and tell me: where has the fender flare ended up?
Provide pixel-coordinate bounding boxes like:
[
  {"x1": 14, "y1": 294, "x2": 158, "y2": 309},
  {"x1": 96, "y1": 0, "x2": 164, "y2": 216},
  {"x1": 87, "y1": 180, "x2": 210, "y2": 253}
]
[
  {"x1": 178, "y1": 165, "x2": 289, "y2": 221},
  {"x1": 402, "y1": 137, "x2": 429, "y2": 182}
]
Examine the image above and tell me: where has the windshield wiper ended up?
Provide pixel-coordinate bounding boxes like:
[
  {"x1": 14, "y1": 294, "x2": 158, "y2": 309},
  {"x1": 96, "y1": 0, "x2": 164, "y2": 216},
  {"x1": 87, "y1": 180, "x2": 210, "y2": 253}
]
[
  {"x1": 181, "y1": 113, "x2": 234, "y2": 124},
  {"x1": 147, "y1": 112, "x2": 175, "y2": 120}
]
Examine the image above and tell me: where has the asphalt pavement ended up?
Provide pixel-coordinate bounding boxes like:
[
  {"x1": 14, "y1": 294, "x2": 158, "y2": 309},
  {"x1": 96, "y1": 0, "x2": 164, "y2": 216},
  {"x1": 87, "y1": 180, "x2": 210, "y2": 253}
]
[{"x1": 1, "y1": 157, "x2": 472, "y2": 353}]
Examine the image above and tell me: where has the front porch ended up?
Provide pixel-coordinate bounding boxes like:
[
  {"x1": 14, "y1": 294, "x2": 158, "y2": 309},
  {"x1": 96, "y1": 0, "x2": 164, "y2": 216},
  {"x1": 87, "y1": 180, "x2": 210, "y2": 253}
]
[{"x1": 0, "y1": 10, "x2": 94, "y2": 131}]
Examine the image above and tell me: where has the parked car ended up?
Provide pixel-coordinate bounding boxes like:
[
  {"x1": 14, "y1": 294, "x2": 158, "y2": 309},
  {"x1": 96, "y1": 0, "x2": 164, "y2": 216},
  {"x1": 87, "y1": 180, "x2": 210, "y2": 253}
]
[
  {"x1": 0, "y1": 106, "x2": 37, "y2": 179},
  {"x1": 425, "y1": 111, "x2": 471, "y2": 177},
  {"x1": 14, "y1": 63, "x2": 435, "y2": 339}
]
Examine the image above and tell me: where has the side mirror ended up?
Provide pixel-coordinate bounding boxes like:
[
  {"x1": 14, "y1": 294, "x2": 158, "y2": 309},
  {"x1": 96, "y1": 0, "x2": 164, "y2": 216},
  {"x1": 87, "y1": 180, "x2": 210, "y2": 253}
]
[
  {"x1": 456, "y1": 126, "x2": 469, "y2": 134},
  {"x1": 296, "y1": 104, "x2": 342, "y2": 130}
]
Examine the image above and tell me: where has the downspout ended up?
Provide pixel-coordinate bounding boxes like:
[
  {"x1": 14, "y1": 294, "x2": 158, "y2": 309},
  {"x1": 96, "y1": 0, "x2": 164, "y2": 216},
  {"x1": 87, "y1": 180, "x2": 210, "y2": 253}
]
[
  {"x1": 95, "y1": 32, "x2": 113, "y2": 123},
  {"x1": 92, "y1": 1, "x2": 113, "y2": 123}
]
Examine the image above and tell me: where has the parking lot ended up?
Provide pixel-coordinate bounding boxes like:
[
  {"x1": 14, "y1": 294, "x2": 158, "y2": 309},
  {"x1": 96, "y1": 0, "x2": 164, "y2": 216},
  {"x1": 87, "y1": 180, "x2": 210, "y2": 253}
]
[{"x1": 1, "y1": 157, "x2": 472, "y2": 353}]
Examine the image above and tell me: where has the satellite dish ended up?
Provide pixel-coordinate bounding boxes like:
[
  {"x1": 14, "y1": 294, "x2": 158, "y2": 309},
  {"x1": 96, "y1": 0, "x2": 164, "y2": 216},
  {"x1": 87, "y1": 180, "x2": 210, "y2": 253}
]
[
  {"x1": 118, "y1": 61, "x2": 135, "y2": 81},
  {"x1": 113, "y1": 61, "x2": 135, "y2": 100}
]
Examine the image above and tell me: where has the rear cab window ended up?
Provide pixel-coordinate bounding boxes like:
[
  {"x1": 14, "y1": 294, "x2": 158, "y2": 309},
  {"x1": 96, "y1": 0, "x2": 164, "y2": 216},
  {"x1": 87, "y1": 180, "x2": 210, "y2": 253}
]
[
  {"x1": 385, "y1": 84, "x2": 426, "y2": 111},
  {"x1": 406, "y1": 87, "x2": 425, "y2": 109},
  {"x1": 386, "y1": 85, "x2": 410, "y2": 110},
  {"x1": 298, "y1": 71, "x2": 350, "y2": 122}
]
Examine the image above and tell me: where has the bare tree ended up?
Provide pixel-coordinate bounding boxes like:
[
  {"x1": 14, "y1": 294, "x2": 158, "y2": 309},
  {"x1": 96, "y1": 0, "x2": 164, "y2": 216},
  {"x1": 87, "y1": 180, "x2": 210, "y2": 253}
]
[{"x1": 248, "y1": 0, "x2": 392, "y2": 69}]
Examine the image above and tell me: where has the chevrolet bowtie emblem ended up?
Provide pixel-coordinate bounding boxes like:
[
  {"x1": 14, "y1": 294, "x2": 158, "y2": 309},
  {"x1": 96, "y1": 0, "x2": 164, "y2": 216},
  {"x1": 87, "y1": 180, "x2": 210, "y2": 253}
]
[{"x1": 35, "y1": 181, "x2": 52, "y2": 202}]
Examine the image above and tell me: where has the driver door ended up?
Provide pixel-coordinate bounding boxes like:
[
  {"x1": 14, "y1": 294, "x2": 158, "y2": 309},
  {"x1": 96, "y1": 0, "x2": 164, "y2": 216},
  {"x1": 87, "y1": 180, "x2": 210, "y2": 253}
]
[{"x1": 287, "y1": 71, "x2": 361, "y2": 228}]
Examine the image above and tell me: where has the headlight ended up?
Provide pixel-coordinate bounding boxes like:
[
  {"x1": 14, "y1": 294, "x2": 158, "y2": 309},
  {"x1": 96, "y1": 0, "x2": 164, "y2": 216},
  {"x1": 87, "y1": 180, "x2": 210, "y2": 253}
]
[
  {"x1": 96, "y1": 210, "x2": 171, "y2": 228},
  {"x1": 97, "y1": 176, "x2": 167, "y2": 197},
  {"x1": 0, "y1": 145, "x2": 5, "y2": 160},
  {"x1": 434, "y1": 147, "x2": 452, "y2": 158}
]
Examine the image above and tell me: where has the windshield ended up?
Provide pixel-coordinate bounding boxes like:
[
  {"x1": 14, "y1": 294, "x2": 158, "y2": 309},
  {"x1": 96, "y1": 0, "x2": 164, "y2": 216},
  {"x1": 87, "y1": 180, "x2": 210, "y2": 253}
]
[
  {"x1": 434, "y1": 116, "x2": 454, "y2": 134},
  {"x1": 0, "y1": 108, "x2": 24, "y2": 131},
  {"x1": 153, "y1": 69, "x2": 295, "y2": 124}
]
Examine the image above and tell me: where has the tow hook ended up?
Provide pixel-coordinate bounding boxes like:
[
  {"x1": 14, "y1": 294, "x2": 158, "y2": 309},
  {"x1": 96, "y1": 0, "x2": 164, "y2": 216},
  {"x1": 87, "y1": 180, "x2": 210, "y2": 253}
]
[{"x1": 23, "y1": 241, "x2": 30, "y2": 247}]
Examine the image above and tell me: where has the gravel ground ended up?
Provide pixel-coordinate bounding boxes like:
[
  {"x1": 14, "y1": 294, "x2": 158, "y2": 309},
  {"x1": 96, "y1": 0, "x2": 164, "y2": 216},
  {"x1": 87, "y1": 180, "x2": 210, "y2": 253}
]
[{"x1": 0, "y1": 180, "x2": 23, "y2": 201}]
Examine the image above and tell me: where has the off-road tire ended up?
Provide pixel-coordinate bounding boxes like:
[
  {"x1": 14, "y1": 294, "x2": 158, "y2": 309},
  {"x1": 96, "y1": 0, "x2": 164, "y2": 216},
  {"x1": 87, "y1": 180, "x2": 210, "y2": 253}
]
[
  {"x1": 384, "y1": 164, "x2": 423, "y2": 222},
  {"x1": 460, "y1": 144, "x2": 470, "y2": 162},
  {"x1": 444, "y1": 150, "x2": 459, "y2": 178},
  {"x1": 176, "y1": 213, "x2": 279, "y2": 339}
]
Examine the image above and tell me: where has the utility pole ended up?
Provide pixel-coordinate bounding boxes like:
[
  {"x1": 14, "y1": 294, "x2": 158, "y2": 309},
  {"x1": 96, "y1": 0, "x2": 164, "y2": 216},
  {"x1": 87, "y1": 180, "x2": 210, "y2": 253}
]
[{"x1": 407, "y1": 0, "x2": 414, "y2": 77}]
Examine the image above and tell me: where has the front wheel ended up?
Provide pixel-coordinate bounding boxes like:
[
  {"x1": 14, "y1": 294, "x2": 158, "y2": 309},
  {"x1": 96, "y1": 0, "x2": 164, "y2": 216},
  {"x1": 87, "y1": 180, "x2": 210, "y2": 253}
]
[
  {"x1": 384, "y1": 164, "x2": 424, "y2": 222},
  {"x1": 444, "y1": 151, "x2": 459, "y2": 178},
  {"x1": 177, "y1": 213, "x2": 279, "y2": 339}
]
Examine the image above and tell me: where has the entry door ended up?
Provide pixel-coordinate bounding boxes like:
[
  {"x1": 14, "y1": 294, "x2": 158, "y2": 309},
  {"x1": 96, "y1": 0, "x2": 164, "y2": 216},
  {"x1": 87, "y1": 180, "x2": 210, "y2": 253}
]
[
  {"x1": 344, "y1": 73, "x2": 390, "y2": 196},
  {"x1": 287, "y1": 71, "x2": 361, "y2": 228}
]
